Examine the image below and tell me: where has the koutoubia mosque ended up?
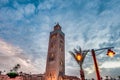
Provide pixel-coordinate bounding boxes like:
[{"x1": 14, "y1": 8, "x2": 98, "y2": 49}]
[{"x1": 45, "y1": 24, "x2": 65, "y2": 80}]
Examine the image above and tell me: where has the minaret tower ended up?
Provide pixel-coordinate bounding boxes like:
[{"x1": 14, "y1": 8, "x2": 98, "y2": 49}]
[{"x1": 45, "y1": 24, "x2": 65, "y2": 80}]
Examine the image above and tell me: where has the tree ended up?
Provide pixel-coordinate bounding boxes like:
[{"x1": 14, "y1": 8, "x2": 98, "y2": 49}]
[
  {"x1": 118, "y1": 76, "x2": 120, "y2": 79},
  {"x1": 13, "y1": 64, "x2": 20, "y2": 72},
  {"x1": 7, "y1": 64, "x2": 21, "y2": 78},
  {"x1": 105, "y1": 76, "x2": 108, "y2": 80}
]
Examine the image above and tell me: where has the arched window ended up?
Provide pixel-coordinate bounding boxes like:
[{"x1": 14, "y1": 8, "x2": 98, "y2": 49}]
[{"x1": 49, "y1": 53, "x2": 55, "y2": 61}]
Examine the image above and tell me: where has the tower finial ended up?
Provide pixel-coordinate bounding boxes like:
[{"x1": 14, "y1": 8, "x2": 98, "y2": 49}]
[
  {"x1": 54, "y1": 23, "x2": 61, "y2": 30},
  {"x1": 54, "y1": 22, "x2": 59, "y2": 25}
]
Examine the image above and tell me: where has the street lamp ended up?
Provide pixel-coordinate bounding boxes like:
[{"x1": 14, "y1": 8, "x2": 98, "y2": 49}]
[
  {"x1": 70, "y1": 47, "x2": 115, "y2": 80},
  {"x1": 91, "y1": 47, "x2": 115, "y2": 80},
  {"x1": 106, "y1": 49, "x2": 115, "y2": 58},
  {"x1": 69, "y1": 47, "x2": 88, "y2": 80}
]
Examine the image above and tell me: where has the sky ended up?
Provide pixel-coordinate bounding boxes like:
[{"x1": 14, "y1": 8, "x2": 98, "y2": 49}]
[{"x1": 0, "y1": 0, "x2": 120, "y2": 79}]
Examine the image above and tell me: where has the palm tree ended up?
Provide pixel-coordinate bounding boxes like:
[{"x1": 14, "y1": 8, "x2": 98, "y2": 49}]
[
  {"x1": 118, "y1": 76, "x2": 120, "y2": 79},
  {"x1": 105, "y1": 76, "x2": 108, "y2": 80},
  {"x1": 13, "y1": 64, "x2": 20, "y2": 72},
  {"x1": 7, "y1": 64, "x2": 21, "y2": 78},
  {"x1": 0, "y1": 71, "x2": 1, "y2": 75},
  {"x1": 69, "y1": 47, "x2": 88, "y2": 80}
]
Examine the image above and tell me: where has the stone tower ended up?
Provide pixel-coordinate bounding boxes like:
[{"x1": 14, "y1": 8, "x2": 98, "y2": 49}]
[{"x1": 45, "y1": 24, "x2": 65, "y2": 80}]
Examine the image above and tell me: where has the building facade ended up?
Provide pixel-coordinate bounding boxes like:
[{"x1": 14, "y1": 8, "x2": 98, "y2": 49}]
[{"x1": 45, "y1": 24, "x2": 65, "y2": 80}]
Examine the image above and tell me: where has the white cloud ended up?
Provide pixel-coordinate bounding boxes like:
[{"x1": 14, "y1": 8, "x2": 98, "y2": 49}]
[
  {"x1": 38, "y1": 0, "x2": 53, "y2": 10},
  {"x1": 24, "y1": 4, "x2": 35, "y2": 15},
  {"x1": 100, "y1": 61, "x2": 120, "y2": 68},
  {"x1": 84, "y1": 67, "x2": 94, "y2": 74},
  {"x1": 0, "y1": 39, "x2": 23, "y2": 56},
  {"x1": 0, "y1": 39, "x2": 39, "y2": 74}
]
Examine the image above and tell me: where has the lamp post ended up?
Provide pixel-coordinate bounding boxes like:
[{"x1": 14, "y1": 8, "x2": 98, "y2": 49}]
[
  {"x1": 90, "y1": 47, "x2": 115, "y2": 80},
  {"x1": 91, "y1": 49, "x2": 101, "y2": 80},
  {"x1": 70, "y1": 47, "x2": 115, "y2": 80}
]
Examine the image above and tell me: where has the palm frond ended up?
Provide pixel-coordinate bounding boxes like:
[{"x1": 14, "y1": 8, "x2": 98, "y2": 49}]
[
  {"x1": 78, "y1": 46, "x2": 82, "y2": 53},
  {"x1": 69, "y1": 51, "x2": 80, "y2": 64},
  {"x1": 69, "y1": 51, "x2": 76, "y2": 58},
  {"x1": 73, "y1": 48, "x2": 79, "y2": 53}
]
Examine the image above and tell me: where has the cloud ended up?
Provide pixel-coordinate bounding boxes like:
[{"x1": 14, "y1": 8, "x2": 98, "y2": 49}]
[
  {"x1": 38, "y1": 0, "x2": 53, "y2": 10},
  {"x1": 0, "y1": 39, "x2": 23, "y2": 56},
  {"x1": 24, "y1": 3, "x2": 35, "y2": 16},
  {"x1": 0, "y1": 39, "x2": 39, "y2": 74},
  {"x1": 100, "y1": 61, "x2": 120, "y2": 68},
  {"x1": 84, "y1": 67, "x2": 94, "y2": 74}
]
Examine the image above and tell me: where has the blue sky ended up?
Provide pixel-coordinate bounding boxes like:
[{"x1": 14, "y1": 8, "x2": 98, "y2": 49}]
[{"x1": 0, "y1": 0, "x2": 120, "y2": 79}]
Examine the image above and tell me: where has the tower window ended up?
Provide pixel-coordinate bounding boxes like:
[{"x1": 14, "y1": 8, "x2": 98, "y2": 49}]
[
  {"x1": 51, "y1": 42, "x2": 55, "y2": 48},
  {"x1": 60, "y1": 40, "x2": 63, "y2": 44},
  {"x1": 60, "y1": 61, "x2": 63, "y2": 66},
  {"x1": 60, "y1": 34, "x2": 64, "y2": 39},
  {"x1": 49, "y1": 53, "x2": 55, "y2": 61},
  {"x1": 60, "y1": 48, "x2": 62, "y2": 51},
  {"x1": 51, "y1": 34, "x2": 57, "y2": 39},
  {"x1": 60, "y1": 43, "x2": 64, "y2": 52}
]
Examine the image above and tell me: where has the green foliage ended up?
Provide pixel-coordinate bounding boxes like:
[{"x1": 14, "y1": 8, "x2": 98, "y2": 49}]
[{"x1": 7, "y1": 72, "x2": 18, "y2": 78}]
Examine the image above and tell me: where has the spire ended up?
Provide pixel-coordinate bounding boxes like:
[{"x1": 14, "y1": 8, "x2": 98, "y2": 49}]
[{"x1": 54, "y1": 23, "x2": 61, "y2": 31}]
